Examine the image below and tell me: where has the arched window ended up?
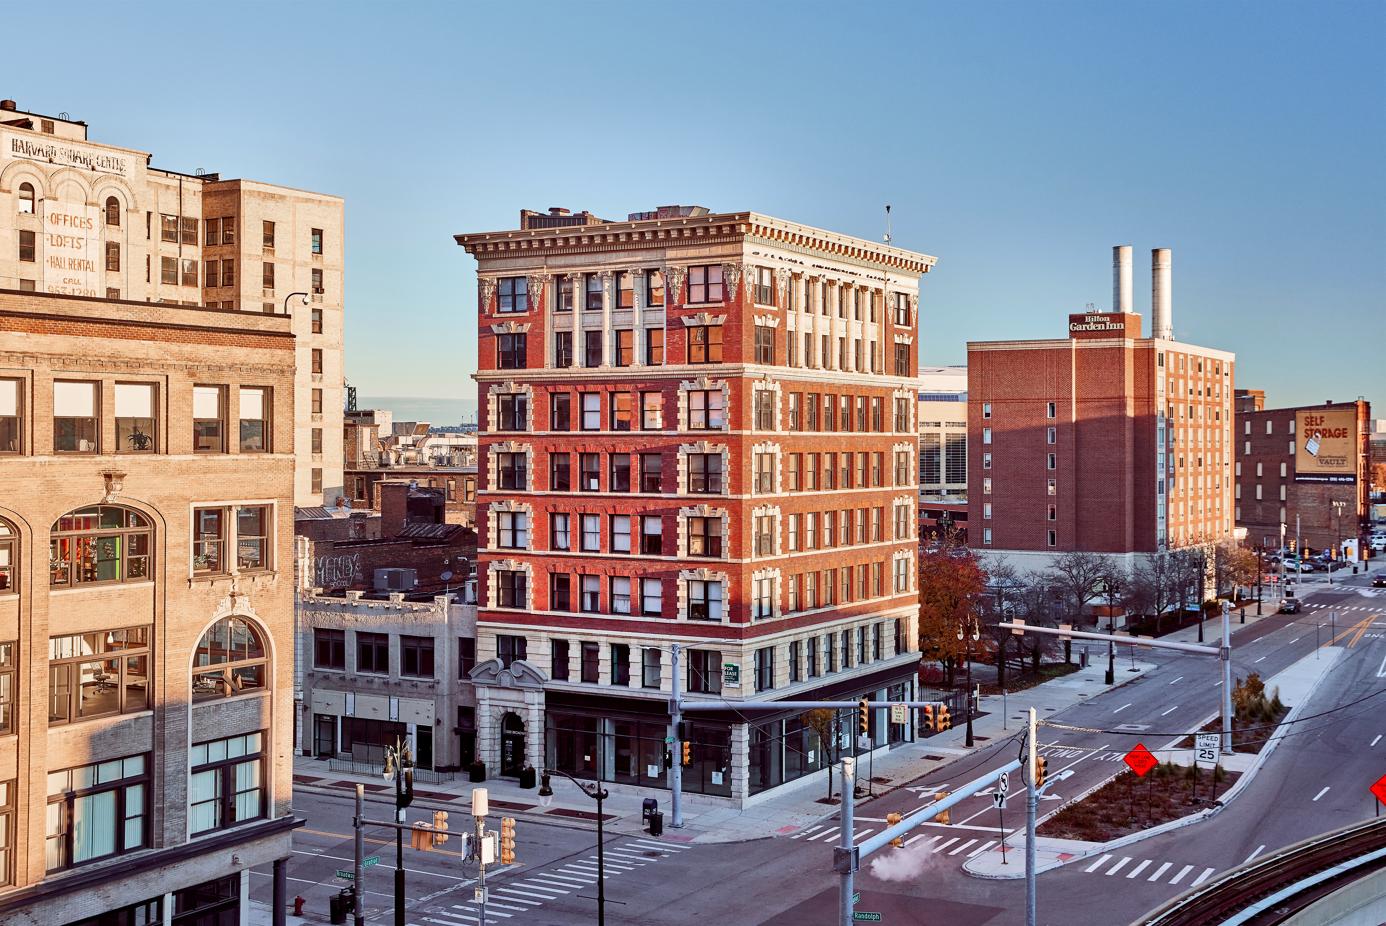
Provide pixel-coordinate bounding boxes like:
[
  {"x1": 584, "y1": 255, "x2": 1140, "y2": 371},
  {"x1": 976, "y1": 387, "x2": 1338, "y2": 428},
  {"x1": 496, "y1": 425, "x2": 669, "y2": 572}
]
[
  {"x1": 105, "y1": 196, "x2": 120, "y2": 226},
  {"x1": 18, "y1": 182, "x2": 35, "y2": 214},
  {"x1": 0, "y1": 518, "x2": 14, "y2": 591},
  {"x1": 49, "y1": 506, "x2": 151, "y2": 587},
  {"x1": 192, "y1": 617, "x2": 268, "y2": 701}
]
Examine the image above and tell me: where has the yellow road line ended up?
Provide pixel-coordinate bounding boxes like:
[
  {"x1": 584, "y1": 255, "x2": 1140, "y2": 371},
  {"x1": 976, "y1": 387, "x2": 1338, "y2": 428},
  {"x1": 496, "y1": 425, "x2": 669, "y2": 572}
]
[
  {"x1": 301, "y1": 827, "x2": 393, "y2": 846},
  {"x1": 1349, "y1": 614, "x2": 1380, "y2": 647}
]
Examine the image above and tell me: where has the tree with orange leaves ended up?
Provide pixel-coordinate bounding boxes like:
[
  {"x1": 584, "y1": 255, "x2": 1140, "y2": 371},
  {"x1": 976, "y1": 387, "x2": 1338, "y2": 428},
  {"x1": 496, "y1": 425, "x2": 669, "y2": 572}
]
[{"x1": 917, "y1": 535, "x2": 989, "y2": 687}]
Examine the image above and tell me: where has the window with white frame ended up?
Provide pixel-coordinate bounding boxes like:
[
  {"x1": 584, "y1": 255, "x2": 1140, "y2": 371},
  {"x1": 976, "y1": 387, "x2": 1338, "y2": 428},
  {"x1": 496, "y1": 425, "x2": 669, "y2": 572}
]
[
  {"x1": 688, "y1": 580, "x2": 722, "y2": 621},
  {"x1": 497, "y1": 511, "x2": 528, "y2": 549}
]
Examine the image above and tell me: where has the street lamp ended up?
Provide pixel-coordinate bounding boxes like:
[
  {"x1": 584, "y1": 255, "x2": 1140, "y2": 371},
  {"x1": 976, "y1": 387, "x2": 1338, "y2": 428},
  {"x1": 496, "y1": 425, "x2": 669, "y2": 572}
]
[
  {"x1": 381, "y1": 738, "x2": 414, "y2": 926},
  {"x1": 283, "y1": 291, "x2": 309, "y2": 315},
  {"x1": 957, "y1": 614, "x2": 980, "y2": 748},
  {"x1": 539, "y1": 770, "x2": 609, "y2": 926}
]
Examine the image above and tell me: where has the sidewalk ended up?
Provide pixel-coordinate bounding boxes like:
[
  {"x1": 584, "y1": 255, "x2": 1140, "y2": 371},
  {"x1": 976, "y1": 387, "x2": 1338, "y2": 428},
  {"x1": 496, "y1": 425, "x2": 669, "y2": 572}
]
[{"x1": 290, "y1": 659, "x2": 1155, "y2": 847}]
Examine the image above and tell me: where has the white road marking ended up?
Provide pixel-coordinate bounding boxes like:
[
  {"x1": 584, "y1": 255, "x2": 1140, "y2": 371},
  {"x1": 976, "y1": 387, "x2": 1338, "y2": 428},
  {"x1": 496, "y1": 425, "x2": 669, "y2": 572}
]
[
  {"x1": 468, "y1": 900, "x2": 528, "y2": 912},
  {"x1": 1244, "y1": 845, "x2": 1265, "y2": 864},
  {"x1": 631, "y1": 839, "x2": 683, "y2": 851},
  {"x1": 543, "y1": 871, "x2": 596, "y2": 883},
  {"x1": 520, "y1": 880, "x2": 573, "y2": 892},
  {"x1": 1161, "y1": 706, "x2": 1179, "y2": 716},
  {"x1": 1289, "y1": 638, "x2": 1301, "y2": 644},
  {"x1": 584, "y1": 857, "x2": 635, "y2": 870},
  {"x1": 969, "y1": 840, "x2": 998, "y2": 857},
  {"x1": 1377, "y1": 654, "x2": 1386, "y2": 679},
  {"x1": 1127, "y1": 860, "x2": 1153, "y2": 878},
  {"x1": 1113, "y1": 704, "x2": 1132, "y2": 713},
  {"x1": 1148, "y1": 862, "x2": 1173, "y2": 881},
  {"x1": 1085, "y1": 854, "x2": 1113, "y2": 873},
  {"x1": 1191, "y1": 867, "x2": 1217, "y2": 886},
  {"x1": 852, "y1": 829, "x2": 876, "y2": 843},
  {"x1": 494, "y1": 888, "x2": 552, "y2": 902},
  {"x1": 1372, "y1": 735, "x2": 1382, "y2": 746},
  {"x1": 1169, "y1": 864, "x2": 1194, "y2": 885},
  {"x1": 949, "y1": 839, "x2": 979, "y2": 855},
  {"x1": 1169, "y1": 677, "x2": 1183, "y2": 685},
  {"x1": 932, "y1": 837, "x2": 961, "y2": 853},
  {"x1": 792, "y1": 825, "x2": 823, "y2": 839},
  {"x1": 454, "y1": 906, "x2": 512, "y2": 919},
  {"x1": 1105, "y1": 857, "x2": 1132, "y2": 876},
  {"x1": 808, "y1": 827, "x2": 839, "y2": 841},
  {"x1": 1313, "y1": 786, "x2": 1331, "y2": 801},
  {"x1": 904, "y1": 834, "x2": 935, "y2": 848},
  {"x1": 1254, "y1": 656, "x2": 1267, "y2": 663}
]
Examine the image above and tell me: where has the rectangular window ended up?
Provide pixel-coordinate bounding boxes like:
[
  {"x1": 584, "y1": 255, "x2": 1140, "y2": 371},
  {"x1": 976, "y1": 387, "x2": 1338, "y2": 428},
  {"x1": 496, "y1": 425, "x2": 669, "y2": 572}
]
[
  {"x1": 161, "y1": 214, "x2": 178, "y2": 242},
  {"x1": 1047, "y1": 453, "x2": 1056, "y2": 470},
  {"x1": 1047, "y1": 402, "x2": 1056, "y2": 418},
  {"x1": 642, "y1": 648, "x2": 662, "y2": 688},
  {"x1": 754, "y1": 515, "x2": 775, "y2": 556},
  {"x1": 645, "y1": 328, "x2": 664, "y2": 365},
  {"x1": 554, "y1": 331, "x2": 573, "y2": 368},
  {"x1": 983, "y1": 452, "x2": 992, "y2": 469},
  {"x1": 611, "y1": 393, "x2": 632, "y2": 431},
  {"x1": 311, "y1": 268, "x2": 324, "y2": 295},
  {"x1": 550, "y1": 574, "x2": 571, "y2": 611},
  {"x1": 786, "y1": 453, "x2": 800, "y2": 491},
  {"x1": 551, "y1": 513, "x2": 571, "y2": 551},
  {"x1": 688, "y1": 649, "x2": 722, "y2": 693},
  {"x1": 401, "y1": 636, "x2": 435, "y2": 678},
  {"x1": 755, "y1": 452, "x2": 775, "y2": 492},
  {"x1": 640, "y1": 391, "x2": 661, "y2": 430},
  {"x1": 1047, "y1": 427, "x2": 1056, "y2": 444},
  {"x1": 585, "y1": 274, "x2": 603, "y2": 311},
  {"x1": 497, "y1": 333, "x2": 527, "y2": 369},
  {"x1": 112, "y1": 383, "x2": 156, "y2": 453},
  {"x1": 611, "y1": 454, "x2": 634, "y2": 492},
  {"x1": 553, "y1": 640, "x2": 572, "y2": 684},
  {"x1": 615, "y1": 329, "x2": 634, "y2": 367},
  {"x1": 689, "y1": 453, "x2": 723, "y2": 493},
  {"x1": 556, "y1": 275, "x2": 574, "y2": 312},
  {"x1": 688, "y1": 580, "x2": 723, "y2": 621},
  {"x1": 610, "y1": 643, "x2": 631, "y2": 684},
  {"x1": 894, "y1": 450, "x2": 911, "y2": 486},
  {"x1": 688, "y1": 265, "x2": 724, "y2": 303},
  {"x1": 188, "y1": 733, "x2": 265, "y2": 836},
  {"x1": 614, "y1": 271, "x2": 634, "y2": 309},
  {"x1": 261, "y1": 220, "x2": 275, "y2": 248},
  {"x1": 579, "y1": 574, "x2": 600, "y2": 612},
  {"x1": 871, "y1": 397, "x2": 884, "y2": 432},
  {"x1": 754, "y1": 326, "x2": 773, "y2": 364},
  {"x1": 193, "y1": 385, "x2": 225, "y2": 452},
  {"x1": 688, "y1": 390, "x2": 723, "y2": 429},
  {"x1": 46, "y1": 754, "x2": 149, "y2": 870},
  {"x1": 1048, "y1": 478, "x2": 1056, "y2": 496},
  {"x1": 611, "y1": 515, "x2": 632, "y2": 554},
  {"x1": 239, "y1": 386, "x2": 268, "y2": 452},
  {"x1": 581, "y1": 514, "x2": 600, "y2": 552},
  {"x1": 583, "y1": 330, "x2": 603, "y2": 368},
  {"x1": 497, "y1": 394, "x2": 527, "y2": 431},
  {"x1": 497, "y1": 511, "x2": 528, "y2": 548},
  {"x1": 823, "y1": 395, "x2": 836, "y2": 433},
  {"x1": 551, "y1": 393, "x2": 570, "y2": 430},
  {"x1": 754, "y1": 647, "x2": 774, "y2": 692},
  {"x1": 261, "y1": 262, "x2": 274, "y2": 290},
  {"x1": 894, "y1": 343, "x2": 910, "y2": 376},
  {"x1": 581, "y1": 393, "x2": 600, "y2": 430},
  {"x1": 688, "y1": 326, "x2": 723, "y2": 363},
  {"x1": 546, "y1": 453, "x2": 568, "y2": 491},
  {"x1": 47, "y1": 627, "x2": 152, "y2": 725},
  {"x1": 356, "y1": 632, "x2": 389, "y2": 674},
  {"x1": 580, "y1": 453, "x2": 600, "y2": 491},
  {"x1": 688, "y1": 517, "x2": 722, "y2": 557},
  {"x1": 805, "y1": 453, "x2": 818, "y2": 491},
  {"x1": 581, "y1": 642, "x2": 600, "y2": 684},
  {"x1": 51, "y1": 380, "x2": 99, "y2": 453},
  {"x1": 646, "y1": 269, "x2": 665, "y2": 307},
  {"x1": 220, "y1": 259, "x2": 234, "y2": 286},
  {"x1": 639, "y1": 453, "x2": 662, "y2": 493},
  {"x1": 640, "y1": 515, "x2": 662, "y2": 555},
  {"x1": 311, "y1": 348, "x2": 323, "y2": 374},
  {"x1": 497, "y1": 570, "x2": 527, "y2": 608},
  {"x1": 872, "y1": 452, "x2": 884, "y2": 487}
]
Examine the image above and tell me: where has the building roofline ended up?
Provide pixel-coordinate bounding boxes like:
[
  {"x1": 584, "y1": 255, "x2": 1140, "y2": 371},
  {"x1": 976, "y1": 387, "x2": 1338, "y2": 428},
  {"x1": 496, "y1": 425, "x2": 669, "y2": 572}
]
[{"x1": 968, "y1": 336, "x2": 1235, "y2": 361}]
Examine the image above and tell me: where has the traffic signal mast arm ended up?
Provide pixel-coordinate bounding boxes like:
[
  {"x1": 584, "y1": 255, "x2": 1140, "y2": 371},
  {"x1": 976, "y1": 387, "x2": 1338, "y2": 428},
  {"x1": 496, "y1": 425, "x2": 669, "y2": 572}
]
[
  {"x1": 680, "y1": 700, "x2": 965, "y2": 710},
  {"x1": 997, "y1": 621, "x2": 1221, "y2": 656},
  {"x1": 856, "y1": 758, "x2": 1022, "y2": 859}
]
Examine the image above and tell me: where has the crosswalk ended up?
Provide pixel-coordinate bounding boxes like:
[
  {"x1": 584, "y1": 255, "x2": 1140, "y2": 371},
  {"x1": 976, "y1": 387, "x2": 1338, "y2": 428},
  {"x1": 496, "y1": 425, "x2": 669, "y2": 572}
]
[
  {"x1": 1081, "y1": 853, "x2": 1218, "y2": 887},
  {"x1": 790, "y1": 824, "x2": 1000, "y2": 860},
  {"x1": 419, "y1": 839, "x2": 685, "y2": 925}
]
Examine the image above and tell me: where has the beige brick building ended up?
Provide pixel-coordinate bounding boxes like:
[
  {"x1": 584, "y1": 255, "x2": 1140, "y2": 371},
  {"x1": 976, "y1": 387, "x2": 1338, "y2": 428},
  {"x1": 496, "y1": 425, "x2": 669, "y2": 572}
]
[
  {"x1": 0, "y1": 98, "x2": 344, "y2": 506},
  {"x1": 0, "y1": 288, "x2": 298, "y2": 926}
]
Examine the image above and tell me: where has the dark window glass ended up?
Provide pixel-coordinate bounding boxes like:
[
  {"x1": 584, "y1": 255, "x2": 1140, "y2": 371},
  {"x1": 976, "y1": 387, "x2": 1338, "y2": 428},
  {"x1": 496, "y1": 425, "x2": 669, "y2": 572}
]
[
  {"x1": 314, "y1": 629, "x2": 345, "y2": 670},
  {"x1": 357, "y1": 633, "x2": 389, "y2": 674}
]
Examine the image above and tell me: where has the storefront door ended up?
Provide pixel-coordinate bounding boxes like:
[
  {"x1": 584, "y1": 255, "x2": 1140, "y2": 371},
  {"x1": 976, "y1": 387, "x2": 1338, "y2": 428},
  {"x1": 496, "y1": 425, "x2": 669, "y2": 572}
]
[
  {"x1": 314, "y1": 714, "x2": 336, "y2": 757},
  {"x1": 500, "y1": 712, "x2": 525, "y2": 776}
]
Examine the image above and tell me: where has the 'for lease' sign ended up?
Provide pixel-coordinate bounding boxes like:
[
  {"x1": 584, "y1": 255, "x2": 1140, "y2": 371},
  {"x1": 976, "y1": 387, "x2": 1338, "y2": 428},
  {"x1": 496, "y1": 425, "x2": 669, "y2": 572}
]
[{"x1": 43, "y1": 201, "x2": 102, "y2": 298}]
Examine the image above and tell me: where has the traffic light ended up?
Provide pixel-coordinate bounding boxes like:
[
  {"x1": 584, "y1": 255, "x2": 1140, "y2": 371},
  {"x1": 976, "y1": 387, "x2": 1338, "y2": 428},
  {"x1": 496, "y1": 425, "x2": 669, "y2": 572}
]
[
  {"x1": 1290, "y1": 540, "x2": 1297, "y2": 554},
  {"x1": 410, "y1": 823, "x2": 432, "y2": 851},
  {"x1": 1034, "y1": 756, "x2": 1048, "y2": 788},
  {"x1": 681, "y1": 741, "x2": 691, "y2": 766},
  {"x1": 921, "y1": 705, "x2": 936, "y2": 732},
  {"x1": 859, "y1": 698, "x2": 870, "y2": 734},
  {"x1": 433, "y1": 810, "x2": 449, "y2": 846},
  {"x1": 937, "y1": 706, "x2": 952, "y2": 731},
  {"x1": 500, "y1": 818, "x2": 516, "y2": 865},
  {"x1": 933, "y1": 792, "x2": 951, "y2": 825},
  {"x1": 887, "y1": 812, "x2": 903, "y2": 847}
]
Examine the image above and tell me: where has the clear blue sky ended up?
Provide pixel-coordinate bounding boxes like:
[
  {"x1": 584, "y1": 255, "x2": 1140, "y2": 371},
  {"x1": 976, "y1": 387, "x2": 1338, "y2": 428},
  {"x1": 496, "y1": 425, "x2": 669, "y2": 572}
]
[{"x1": 8, "y1": 2, "x2": 1382, "y2": 411}]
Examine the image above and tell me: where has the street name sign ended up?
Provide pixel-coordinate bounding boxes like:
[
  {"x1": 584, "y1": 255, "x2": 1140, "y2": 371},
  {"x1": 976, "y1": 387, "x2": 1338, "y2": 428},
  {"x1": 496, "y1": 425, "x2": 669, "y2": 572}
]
[
  {"x1": 364, "y1": 855, "x2": 380, "y2": 868},
  {"x1": 336, "y1": 870, "x2": 354, "y2": 881},
  {"x1": 1370, "y1": 773, "x2": 1386, "y2": 807},
  {"x1": 1195, "y1": 734, "x2": 1219, "y2": 765},
  {"x1": 853, "y1": 914, "x2": 882, "y2": 922},
  {"x1": 1123, "y1": 743, "x2": 1158, "y2": 777},
  {"x1": 853, "y1": 892, "x2": 860, "y2": 905}
]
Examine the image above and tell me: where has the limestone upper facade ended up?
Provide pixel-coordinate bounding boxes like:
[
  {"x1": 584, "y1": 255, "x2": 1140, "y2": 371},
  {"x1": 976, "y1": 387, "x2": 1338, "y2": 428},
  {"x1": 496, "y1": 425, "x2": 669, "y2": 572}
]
[{"x1": 0, "y1": 100, "x2": 344, "y2": 507}]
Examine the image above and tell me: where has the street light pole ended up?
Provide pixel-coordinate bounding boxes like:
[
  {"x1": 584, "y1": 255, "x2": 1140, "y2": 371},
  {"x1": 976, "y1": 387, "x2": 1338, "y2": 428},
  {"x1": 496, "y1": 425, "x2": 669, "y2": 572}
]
[
  {"x1": 668, "y1": 637, "x2": 719, "y2": 829},
  {"x1": 540, "y1": 771, "x2": 608, "y2": 926},
  {"x1": 283, "y1": 292, "x2": 309, "y2": 316},
  {"x1": 382, "y1": 738, "x2": 413, "y2": 926},
  {"x1": 959, "y1": 614, "x2": 979, "y2": 748}
]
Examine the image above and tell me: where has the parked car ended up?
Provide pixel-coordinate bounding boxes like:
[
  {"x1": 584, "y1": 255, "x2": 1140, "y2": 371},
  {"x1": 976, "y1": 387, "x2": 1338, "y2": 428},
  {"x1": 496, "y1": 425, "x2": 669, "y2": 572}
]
[
  {"x1": 1279, "y1": 598, "x2": 1302, "y2": 613},
  {"x1": 1298, "y1": 561, "x2": 1317, "y2": 572}
]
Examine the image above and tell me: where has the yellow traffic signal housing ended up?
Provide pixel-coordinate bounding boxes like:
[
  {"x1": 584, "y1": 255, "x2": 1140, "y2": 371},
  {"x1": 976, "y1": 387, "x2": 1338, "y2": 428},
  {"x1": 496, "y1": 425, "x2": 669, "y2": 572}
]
[
  {"x1": 500, "y1": 817, "x2": 516, "y2": 865},
  {"x1": 859, "y1": 698, "x2": 870, "y2": 734},
  {"x1": 933, "y1": 792, "x2": 951, "y2": 825},
  {"x1": 410, "y1": 824, "x2": 433, "y2": 851},
  {"x1": 433, "y1": 810, "x2": 449, "y2": 846},
  {"x1": 921, "y1": 705, "x2": 936, "y2": 732},
  {"x1": 887, "y1": 812, "x2": 903, "y2": 847},
  {"x1": 938, "y1": 706, "x2": 952, "y2": 731},
  {"x1": 1035, "y1": 756, "x2": 1048, "y2": 788},
  {"x1": 681, "y1": 741, "x2": 691, "y2": 766}
]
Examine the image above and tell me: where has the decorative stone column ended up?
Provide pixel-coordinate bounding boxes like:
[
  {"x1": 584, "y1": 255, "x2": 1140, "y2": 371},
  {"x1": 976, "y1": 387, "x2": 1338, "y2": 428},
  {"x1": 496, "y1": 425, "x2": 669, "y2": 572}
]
[{"x1": 599, "y1": 269, "x2": 614, "y2": 368}]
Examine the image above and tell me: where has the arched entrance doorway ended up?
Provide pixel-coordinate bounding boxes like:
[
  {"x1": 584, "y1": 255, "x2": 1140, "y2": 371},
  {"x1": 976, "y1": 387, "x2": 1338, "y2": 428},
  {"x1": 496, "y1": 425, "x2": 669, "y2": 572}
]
[{"x1": 500, "y1": 712, "x2": 525, "y2": 776}]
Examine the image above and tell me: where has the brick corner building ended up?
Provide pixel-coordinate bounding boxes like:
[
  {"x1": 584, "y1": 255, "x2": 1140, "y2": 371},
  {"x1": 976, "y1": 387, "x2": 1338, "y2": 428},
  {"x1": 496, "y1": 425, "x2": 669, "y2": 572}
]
[
  {"x1": 455, "y1": 207, "x2": 935, "y2": 803},
  {"x1": 967, "y1": 247, "x2": 1236, "y2": 573}
]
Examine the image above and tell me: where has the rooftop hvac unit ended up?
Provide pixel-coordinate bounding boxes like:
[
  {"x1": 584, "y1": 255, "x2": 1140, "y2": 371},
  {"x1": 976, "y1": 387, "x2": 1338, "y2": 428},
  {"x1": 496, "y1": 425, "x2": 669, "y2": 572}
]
[{"x1": 374, "y1": 568, "x2": 416, "y2": 592}]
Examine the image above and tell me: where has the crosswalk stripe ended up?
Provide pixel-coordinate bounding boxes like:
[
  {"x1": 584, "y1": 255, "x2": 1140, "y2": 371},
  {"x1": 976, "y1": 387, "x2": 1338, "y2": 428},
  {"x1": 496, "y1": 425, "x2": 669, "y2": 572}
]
[
  {"x1": 584, "y1": 857, "x2": 636, "y2": 870},
  {"x1": 808, "y1": 827, "x2": 840, "y2": 842},
  {"x1": 519, "y1": 880, "x2": 571, "y2": 893},
  {"x1": 792, "y1": 826, "x2": 823, "y2": 839},
  {"x1": 558, "y1": 867, "x2": 602, "y2": 878},
  {"x1": 904, "y1": 834, "x2": 934, "y2": 848},
  {"x1": 467, "y1": 900, "x2": 528, "y2": 912},
  {"x1": 631, "y1": 840, "x2": 682, "y2": 851},
  {"x1": 1085, "y1": 854, "x2": 1113, "y2": 873},
  {"x1": 1191, "y1": 867, "x2": 1216, "y2": 886},
  {"x1": 425, "y1": 916, "x2": 490, "y2": 925},
  {"x1": 454, "y1": 906, "x2": 513, "y2": 919},
  {"x1": 968, "y1": 840, "x2": 998, "y2": 857},
  {"x1": 542, "y1": 872, "x2": 595, "y2": 883},
  {"x1": 1126, "y1": 860, "x2": 1153, "y2": 878},
  {"x1": 1105, "y1": 857, "x2": 1132, "y2": 876},
  {"x1": 1168, "y1": 864, "x2": 1194, "y2": 885},
  {"x1": 852, "y1": 829, "x2": 876, "y2": 843},
  {"x1": 493, "y1": 888, "x2": 549, "y2": 902},
  {"x1": 1148, "y1": 862, "x2": 1173, "y2": 881},
  {"x1": 950, "y1": 839, "x2": 979, "y2": 856},
  {"x1": 932, "y1": 837, "x2": 960, "y2": 854}
]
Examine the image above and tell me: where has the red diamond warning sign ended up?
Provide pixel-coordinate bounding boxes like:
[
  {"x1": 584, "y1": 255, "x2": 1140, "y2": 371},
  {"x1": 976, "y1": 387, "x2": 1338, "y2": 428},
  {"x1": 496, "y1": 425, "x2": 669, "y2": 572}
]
[
  {"x1": 1124, "y1": 743, "x2": 1159, "y2": 777},
  {"x1": 1370, "y1": 773, "x2": 1386, "y2": 807}
]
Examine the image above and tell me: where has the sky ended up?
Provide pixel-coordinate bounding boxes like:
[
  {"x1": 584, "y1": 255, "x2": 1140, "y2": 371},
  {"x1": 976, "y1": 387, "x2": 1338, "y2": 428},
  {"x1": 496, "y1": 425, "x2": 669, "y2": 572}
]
[{"x1": 6, "y1": 1, "x2": 1382, "y2": 413}]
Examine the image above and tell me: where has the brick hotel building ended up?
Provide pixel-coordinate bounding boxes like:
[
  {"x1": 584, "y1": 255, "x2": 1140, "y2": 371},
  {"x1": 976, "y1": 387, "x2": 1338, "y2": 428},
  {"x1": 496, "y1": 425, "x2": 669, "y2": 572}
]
[
  {"x1": 968, "y1": 247, "x2": 1236, "y2": 572},
  {"x1": 456, "y1": 207, "x2": 934, "y2": 804}
]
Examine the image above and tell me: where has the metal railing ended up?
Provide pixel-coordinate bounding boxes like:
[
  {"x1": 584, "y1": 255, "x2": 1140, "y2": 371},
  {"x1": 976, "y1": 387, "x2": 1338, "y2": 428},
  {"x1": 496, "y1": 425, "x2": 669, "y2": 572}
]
[{"x1": 327, "y1": 757, "x2": 455, "y2": 784}]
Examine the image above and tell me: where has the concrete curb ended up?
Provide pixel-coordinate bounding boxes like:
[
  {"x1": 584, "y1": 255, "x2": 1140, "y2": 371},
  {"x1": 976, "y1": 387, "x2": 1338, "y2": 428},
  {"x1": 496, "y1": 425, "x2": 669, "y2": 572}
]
[{"x1": 965, "y1": 647, "x2": 1344, "y2": 879}]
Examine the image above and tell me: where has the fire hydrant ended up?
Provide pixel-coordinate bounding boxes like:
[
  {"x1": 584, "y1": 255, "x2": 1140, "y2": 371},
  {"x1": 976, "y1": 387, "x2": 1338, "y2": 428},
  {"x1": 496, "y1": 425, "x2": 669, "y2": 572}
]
[{"x1": 293, "y1": 895, "x2": 306, "y2": 917}]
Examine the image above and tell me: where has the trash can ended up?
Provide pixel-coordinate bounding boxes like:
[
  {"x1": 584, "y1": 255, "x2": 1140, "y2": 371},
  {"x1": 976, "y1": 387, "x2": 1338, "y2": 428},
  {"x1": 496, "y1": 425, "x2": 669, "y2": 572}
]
[
  {"x1": 330, "y1": 892, "x2": 345, "y2": 925},
  {"x1": 469, "y1": 762, "x2": 486, "y2": 783},
  {"x1": 519, "y1": 766, "x2": 536, "y2": 789},
  {"x1": 648, "y1": 810, "x2": 663, "y2": 837}
]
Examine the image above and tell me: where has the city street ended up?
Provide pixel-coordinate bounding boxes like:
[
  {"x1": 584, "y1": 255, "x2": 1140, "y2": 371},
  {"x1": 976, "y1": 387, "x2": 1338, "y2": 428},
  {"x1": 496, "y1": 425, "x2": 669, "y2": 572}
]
[{"x1": 258, "y1": 576, "x2": 1386, "y2": 926}]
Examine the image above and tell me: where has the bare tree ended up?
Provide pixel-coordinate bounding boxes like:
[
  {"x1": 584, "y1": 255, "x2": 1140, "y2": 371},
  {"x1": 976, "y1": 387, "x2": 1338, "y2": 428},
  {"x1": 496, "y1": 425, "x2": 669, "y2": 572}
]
[
  {"x1": 1128, "y1": 552, "x2": 1181, "y2": 634},
  {"x1": 1212, "y1": 540, "x2": 1257, "y2": 599},
  {"x1": 803, "y1": 709, "x2": 839, "y2": 801},
  {"x1": 1045, "y1": 551, "x2": 1117, "y2": 661},
  {"x1": 979, "y1": 558, "x2": 1024, "y2": 688},
  {"x1": 1011, "y1": 576, "x2": 1060, "y2": 673}
]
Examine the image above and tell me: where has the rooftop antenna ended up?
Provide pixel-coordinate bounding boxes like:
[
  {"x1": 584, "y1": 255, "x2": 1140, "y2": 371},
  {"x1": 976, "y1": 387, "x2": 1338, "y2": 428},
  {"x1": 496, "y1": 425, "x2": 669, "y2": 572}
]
[{"x1": 884, "y1": 205, "x2": 891, "y2": 245}]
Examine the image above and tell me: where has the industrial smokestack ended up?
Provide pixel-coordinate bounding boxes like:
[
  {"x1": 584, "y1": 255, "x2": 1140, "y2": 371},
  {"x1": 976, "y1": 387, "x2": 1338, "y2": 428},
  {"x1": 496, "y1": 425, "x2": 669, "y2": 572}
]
[
  {"x1": 1112, "y1": 246, "x2": 1132, "y2": 314},
  {"x1": 1151, "y1": 248, "x2": 1172, "y2": 340}
]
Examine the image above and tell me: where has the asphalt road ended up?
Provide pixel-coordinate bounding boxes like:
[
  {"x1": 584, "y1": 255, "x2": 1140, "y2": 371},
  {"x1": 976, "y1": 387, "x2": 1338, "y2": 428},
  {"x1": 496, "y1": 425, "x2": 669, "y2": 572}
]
[{"x1": 260, "y1": 574, "x2": 1386, "y2": 926}]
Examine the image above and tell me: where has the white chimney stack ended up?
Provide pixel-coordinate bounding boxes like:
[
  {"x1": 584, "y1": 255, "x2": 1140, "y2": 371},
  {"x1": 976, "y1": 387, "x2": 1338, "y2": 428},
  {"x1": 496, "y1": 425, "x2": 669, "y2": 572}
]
[
  {"x1": 1151, "y1": 248, "x2": 1173, "y2": 340},
  {"x1": 1112, "y1": 246, "x2": 1132, "y2": 314}
]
